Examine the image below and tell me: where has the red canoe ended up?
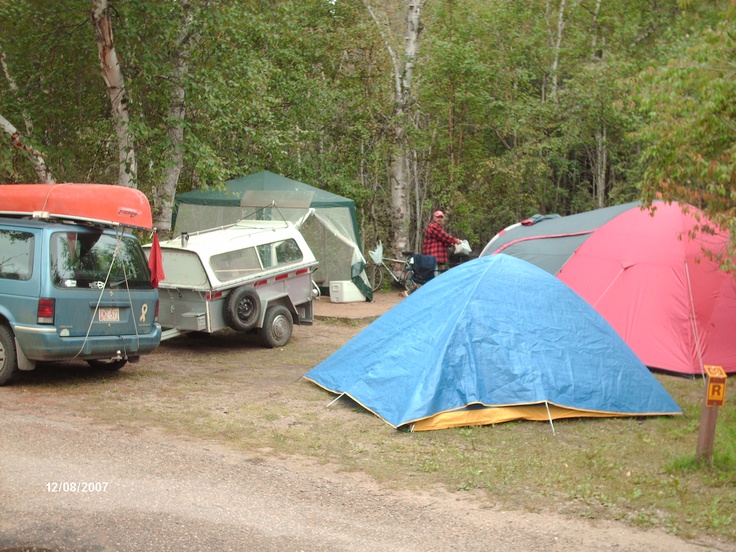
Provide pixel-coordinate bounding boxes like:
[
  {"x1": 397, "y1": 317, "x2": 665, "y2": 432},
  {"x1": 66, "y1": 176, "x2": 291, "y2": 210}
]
[{"x1": 0, "y1": 183, "x2": 153, "y2": 230}]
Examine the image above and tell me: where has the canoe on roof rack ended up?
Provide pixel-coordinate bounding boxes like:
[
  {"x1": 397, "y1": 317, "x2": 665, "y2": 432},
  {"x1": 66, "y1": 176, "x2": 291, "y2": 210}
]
[{"x1": 0, "y1": 183, "x2": 153, "y2": 230}]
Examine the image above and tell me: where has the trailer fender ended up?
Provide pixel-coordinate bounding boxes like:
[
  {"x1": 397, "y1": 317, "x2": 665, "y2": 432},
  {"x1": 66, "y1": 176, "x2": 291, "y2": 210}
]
[{"x1": 254, "y1": 291, "x2": 294, "y2": 327}]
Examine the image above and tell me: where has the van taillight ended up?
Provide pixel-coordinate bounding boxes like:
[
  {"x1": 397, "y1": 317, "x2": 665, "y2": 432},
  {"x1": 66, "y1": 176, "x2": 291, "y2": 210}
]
[
  {"x1": 155, "y1": 299, "x2": 159, "y2": 321},
  {"x1": 38, "y1": 298, "x2": 55, "y2": 324}
]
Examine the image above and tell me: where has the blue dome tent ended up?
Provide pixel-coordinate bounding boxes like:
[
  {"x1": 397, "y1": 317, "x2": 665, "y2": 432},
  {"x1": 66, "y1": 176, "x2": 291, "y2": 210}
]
[{"x1": 304, "y1": 255, "x2": 681, "y2": 431}]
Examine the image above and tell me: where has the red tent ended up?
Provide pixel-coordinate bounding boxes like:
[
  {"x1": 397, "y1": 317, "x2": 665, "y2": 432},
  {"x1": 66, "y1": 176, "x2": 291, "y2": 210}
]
[{"x1": 481, "y1": 201, "x2": 736, "y2": 376}]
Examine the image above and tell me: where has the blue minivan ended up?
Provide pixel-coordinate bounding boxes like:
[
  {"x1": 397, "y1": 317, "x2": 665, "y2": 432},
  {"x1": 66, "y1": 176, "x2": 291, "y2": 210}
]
[{"x1": 0, "y1": 216, "x2": 161, "y2": 385}]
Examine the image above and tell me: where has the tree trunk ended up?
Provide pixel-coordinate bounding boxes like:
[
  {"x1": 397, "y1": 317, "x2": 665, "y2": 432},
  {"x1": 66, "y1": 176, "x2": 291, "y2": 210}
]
[
  {"x1": 91, "y1": 0, "x2": 137, "y2": 189},
  {"x1": 591, "y1": 0, "x2": 606, "y2": 208},
  {"x1": 590, "y1": 0, "x2": 603, "y2": 59},
  {"x1": 594, "y1": 124, "x2": 607, "y2": 207},
  {"x1": 545, "y1": 0, "x2": 566, "y2": 102},
  {"x1": 0, "y1": 112, "x2": 55, "y2": 183},
  {"x1": 154, "y1": 3, "x2": 197, "y2": 233},
  {"x1": 1, "y1": 49, "x2": 55, "y2": 183},
  {"x1": 364, "y1": 0, "x2": 425, "y2": 258}
]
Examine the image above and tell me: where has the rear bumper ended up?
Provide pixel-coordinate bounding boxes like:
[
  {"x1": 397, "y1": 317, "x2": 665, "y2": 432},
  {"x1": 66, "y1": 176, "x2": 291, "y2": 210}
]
[{"x1": 12, "y1": 323, "x2": 162, "y2": 361}]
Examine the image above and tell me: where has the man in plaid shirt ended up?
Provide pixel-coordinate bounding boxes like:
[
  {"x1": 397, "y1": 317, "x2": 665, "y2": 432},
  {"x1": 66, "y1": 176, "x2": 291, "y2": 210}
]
[{"x1": 422, "y1": 210, "x2": 461, "y2": 267}]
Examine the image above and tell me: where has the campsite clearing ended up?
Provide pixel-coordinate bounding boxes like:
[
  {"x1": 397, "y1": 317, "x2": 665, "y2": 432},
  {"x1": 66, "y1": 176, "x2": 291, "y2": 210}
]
[{"x1": 0, "y1": 293, "x2": 734, "y2": 550}]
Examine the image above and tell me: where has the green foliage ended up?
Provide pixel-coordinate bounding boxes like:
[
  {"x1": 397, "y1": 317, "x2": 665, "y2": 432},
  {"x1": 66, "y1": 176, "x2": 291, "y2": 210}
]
[
  {"x1": 0, "y1": 0, "x2": 110, "y2": 183},
  {"x1": 0, "y1": 0, "x2": 733, "y2": 259},
  {"x1": 634, "y1": 12, "x2": 736, "y2": 269}
]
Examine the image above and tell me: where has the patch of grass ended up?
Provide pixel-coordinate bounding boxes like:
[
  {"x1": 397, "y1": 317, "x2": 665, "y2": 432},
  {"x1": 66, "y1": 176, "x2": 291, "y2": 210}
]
[
  {"x1": 8, "y1": 325, "x2": 736, "y2": 548},
  {"x1": 318, "y1": 316, "x2": 364, "y2": 327}
]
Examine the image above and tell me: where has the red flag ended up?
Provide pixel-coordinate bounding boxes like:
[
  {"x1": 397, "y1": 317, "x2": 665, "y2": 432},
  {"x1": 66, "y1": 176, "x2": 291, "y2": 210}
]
[{"x1": 148, "y1": 232, "x2": 165, "y2": 288}]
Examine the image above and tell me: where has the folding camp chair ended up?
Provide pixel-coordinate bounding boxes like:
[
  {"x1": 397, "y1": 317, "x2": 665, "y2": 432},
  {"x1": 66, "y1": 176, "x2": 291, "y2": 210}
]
[{"x1": 407, "y1": 254, "x2": 437, "y2": 292}]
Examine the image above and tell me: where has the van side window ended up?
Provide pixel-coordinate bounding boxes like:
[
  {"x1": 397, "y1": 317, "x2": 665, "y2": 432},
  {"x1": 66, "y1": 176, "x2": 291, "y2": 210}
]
[
  {"x1": 0, "y1": 229, "x2": 34, "y2": 281},
  {"x1": 210, "y1": 247, "x2": 261, "y2": 283},
  {"x1": 50, "y1": 231, "x2": 152, "y2": 289},
  {"x1": 257, "y1": 239, "x2": 303, "y2": 269}
]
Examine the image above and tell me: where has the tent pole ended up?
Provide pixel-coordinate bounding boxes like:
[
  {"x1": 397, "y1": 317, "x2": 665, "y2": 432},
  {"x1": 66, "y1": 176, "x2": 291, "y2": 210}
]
[
  {"x1": 685, "y1": 263, "x2": 706, "y2": 377},
  {"x1": 545, "y1": 402, "x2": 556, "y2": 436},
  {"x1": 591, "y1": 267, "x2": 625, "y2": 308},
  {"x1": 326, "y1": 393, "x2": 345, "y2": 408}
]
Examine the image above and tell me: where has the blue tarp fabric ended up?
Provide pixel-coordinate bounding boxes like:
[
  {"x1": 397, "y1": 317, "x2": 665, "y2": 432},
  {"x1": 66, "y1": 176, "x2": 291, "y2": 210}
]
[{"x1": 304, "y1": 255, "x2": 681, "y2": 430}]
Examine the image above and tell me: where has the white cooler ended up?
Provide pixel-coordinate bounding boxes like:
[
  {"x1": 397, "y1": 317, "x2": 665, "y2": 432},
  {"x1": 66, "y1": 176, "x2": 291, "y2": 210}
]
[{"x1": 329, "y1": 280, "x2": 366, "y2": 303}]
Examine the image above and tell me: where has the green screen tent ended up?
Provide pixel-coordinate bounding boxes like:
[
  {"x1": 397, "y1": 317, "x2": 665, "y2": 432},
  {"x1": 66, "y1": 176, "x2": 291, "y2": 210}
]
[{"x1": 172, "y1": 171, "x2": 371, "y2": 300}]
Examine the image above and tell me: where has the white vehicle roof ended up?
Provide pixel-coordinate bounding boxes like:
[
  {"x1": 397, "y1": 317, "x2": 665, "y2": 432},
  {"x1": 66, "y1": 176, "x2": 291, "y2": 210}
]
[
  {"x1": 148, "y1": 220, "x2": 318, "y2": 290},
  {"x1": 159, "y1": 220, "x2": 312, "y2": 255}
]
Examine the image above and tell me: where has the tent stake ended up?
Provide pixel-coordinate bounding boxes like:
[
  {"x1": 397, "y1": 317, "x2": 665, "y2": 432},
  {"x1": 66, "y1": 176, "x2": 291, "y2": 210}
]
[
  {"x1": 545, "y1": 402, "x2": 556, "y2": 436},
  {"x1": 326, "y1": 393, "x2": 345, "y2": 408}
]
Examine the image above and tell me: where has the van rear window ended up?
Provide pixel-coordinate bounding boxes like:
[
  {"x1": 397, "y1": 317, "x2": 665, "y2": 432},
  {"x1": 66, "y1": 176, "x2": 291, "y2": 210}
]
[
  {"x1": 50, "y1": 231, "x2": 152, "y2": 289},
  {"x1": 0, "y1": 229, "x2": 34, "y2": 281}
]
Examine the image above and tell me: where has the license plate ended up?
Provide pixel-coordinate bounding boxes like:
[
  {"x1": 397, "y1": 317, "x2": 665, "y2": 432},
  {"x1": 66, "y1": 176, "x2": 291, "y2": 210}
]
[{"x1": 98, "y1": 308, "x2": 120, "y2": 322}]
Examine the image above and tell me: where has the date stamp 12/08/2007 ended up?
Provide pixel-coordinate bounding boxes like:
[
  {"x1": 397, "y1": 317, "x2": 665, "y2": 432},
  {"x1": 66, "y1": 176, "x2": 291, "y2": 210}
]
[{"x1": 45, "y1": 482, "x2": 109, "y2": 493}]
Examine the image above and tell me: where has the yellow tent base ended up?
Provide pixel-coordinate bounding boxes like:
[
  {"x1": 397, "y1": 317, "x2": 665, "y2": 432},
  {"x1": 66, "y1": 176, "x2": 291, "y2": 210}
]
[{"x1": 410, "y1": 404, "x2": 625, "y2": 431}]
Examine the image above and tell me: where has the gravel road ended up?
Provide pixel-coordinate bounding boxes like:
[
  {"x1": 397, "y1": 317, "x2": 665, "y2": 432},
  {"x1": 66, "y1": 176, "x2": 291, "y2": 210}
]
[{"x1": 0, "y1": 406, "x2": 723, "y2": 552}]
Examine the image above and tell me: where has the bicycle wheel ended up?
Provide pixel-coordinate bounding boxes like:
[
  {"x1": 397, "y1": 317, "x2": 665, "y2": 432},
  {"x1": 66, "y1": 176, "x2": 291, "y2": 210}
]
[
  {"x1": 367, "y1": 263, "x2": 384, "y2": 291},
  {"x1": 398, "y1": 265, "x2": 414, "y2": 293}
]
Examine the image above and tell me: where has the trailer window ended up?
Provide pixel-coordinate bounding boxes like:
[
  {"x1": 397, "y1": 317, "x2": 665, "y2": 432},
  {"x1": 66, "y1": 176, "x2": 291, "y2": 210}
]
[
  {"x1": 257, "y1": 239, "x2": 303, "y2": 269},
  {"x1": 210, "y1": 247, "x2": 262, "y2": 283},
  {"x1": 159, "y1": 250, "x2": 209, "y2": 287}
]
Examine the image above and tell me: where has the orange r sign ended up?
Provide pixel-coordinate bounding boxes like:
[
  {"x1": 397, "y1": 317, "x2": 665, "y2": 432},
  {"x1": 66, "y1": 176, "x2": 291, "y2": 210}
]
[{"x1": 705, "y1": 365, "x2": 727, "y2": 407}]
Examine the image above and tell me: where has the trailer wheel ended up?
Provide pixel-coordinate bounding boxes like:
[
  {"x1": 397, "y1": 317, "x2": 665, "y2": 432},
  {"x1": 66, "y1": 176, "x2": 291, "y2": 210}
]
[
  {"x1": 224, "y1": 286, "x2": 261, "y2": 332},
  {"x1": 259, "y1": 305, "x2": 293, "y2": 348},
  {"x1": 0, "y1": 323, "x2": 19, "y2": 386}
]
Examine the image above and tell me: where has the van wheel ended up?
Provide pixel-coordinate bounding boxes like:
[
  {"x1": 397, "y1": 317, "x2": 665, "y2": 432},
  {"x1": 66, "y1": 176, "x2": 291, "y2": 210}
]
[
  {"x1": 224, "y1": 286, "x2": 261, "y2": 332},
  {"x1": 87, "y1": 358, "x2": 128, "y2": 371},
  {"x1": 0, "y1": 324, "x2": 19, "y2": 386},
  {"x1": 259, "y1": 305, "x2": 293, "y2": 348}
]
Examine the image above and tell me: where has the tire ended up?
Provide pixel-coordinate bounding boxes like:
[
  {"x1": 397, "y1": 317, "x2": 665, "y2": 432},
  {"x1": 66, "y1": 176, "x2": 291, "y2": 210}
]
[
  {"x1": 258, "y1": 305, "x2": 293, "y2": 348},
  {"x1": 87, "y1": 358, "x2": 128, "y2": 371},
  {"x1": 386, "y1": 265, "x2": 406, "y2": 291},
  {"x1": 399, "y1": 266, "x2": 415, "y2": 293},
  {"x1": 368, "y1": 264, "x2": 384, "y2": 292},
  {"x1": 0, "y1": 324, "x2": 19, "y2": 386},
  {"x1": 224, "y1": 286, "x2": 261, "y2": 332}
]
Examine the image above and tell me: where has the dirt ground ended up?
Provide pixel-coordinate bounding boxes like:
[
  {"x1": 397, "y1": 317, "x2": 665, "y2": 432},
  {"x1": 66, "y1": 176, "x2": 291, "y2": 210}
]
[
  {"x1": 0, "y1": 292, "x2": 728, "y2": 551},
  {"x1": 312, "y1": 289, "x2": 406, "y2": 322}
]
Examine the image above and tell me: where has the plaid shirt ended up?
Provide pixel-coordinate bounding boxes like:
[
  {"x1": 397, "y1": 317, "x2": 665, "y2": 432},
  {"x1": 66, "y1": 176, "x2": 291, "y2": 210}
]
[{"x1": 422, "y1": 221, "x2": 456, "y2": 264}]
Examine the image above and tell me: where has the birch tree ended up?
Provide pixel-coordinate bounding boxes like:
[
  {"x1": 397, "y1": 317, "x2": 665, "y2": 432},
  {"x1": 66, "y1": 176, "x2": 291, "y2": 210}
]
[
  {"x1": 589, "y1": 0, "x2": 606, "y2": 207},
  {"x1": 91, "y1": 0, "x2": 137, "y2": 188},
  {"x1": 0, "y1": 47, "x2": 54, "y2": 183},
  {"x1": 545, "y1": 0, "x2": 566, "y2": 102},
  {"x1": 153, "y1": 1, "x2": 199, "y2": 232},
  {"x1": 0, "y1": 112, "x2": 54, "y2": 183},
  {"x1": 364, "y1": 0, "x2": 426, "y2": 256}
]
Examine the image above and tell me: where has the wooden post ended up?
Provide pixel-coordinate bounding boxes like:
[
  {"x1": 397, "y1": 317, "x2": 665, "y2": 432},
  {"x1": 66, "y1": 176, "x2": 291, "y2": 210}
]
[{"x1": 696, "y1": 365, "x2": 727, "y2": 462}]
